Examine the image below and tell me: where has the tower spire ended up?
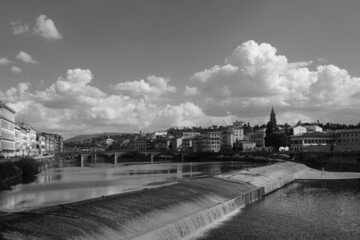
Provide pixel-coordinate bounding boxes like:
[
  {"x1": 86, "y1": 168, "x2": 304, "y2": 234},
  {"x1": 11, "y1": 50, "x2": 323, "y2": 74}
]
[{"x1": 270, "y1": 107, "x2": 277, "y2": 128}]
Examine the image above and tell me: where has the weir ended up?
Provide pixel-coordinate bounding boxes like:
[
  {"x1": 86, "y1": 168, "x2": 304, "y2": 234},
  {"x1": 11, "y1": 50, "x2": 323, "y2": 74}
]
[{"x1": 2, "y1": 162, "x2": 359, "y2": 240}]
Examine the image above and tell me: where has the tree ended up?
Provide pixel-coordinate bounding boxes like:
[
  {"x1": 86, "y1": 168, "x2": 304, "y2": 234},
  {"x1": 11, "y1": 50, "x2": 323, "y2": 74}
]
[
  {"x1": 232, "y1": 140, "x2": 243, "y2": 152},
  {"x1": 266, "y1": 132, "x2": 289, "y2": 150},
  {"x1": 265, "y1": 121, "x2": 274, "y2": 146},
  {"x1": 284, "y1": 123, "x2": 291, "y2": 136}
]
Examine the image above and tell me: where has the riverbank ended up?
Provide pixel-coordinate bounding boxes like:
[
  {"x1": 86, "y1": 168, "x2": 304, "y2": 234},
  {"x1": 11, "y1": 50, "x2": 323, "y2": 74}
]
[
  {"x1": 1, "y1": 162, "x2": 360, "y2": 240},
  {"x1": 0, "y1": 158, "x2": 41, "y2": 190}
]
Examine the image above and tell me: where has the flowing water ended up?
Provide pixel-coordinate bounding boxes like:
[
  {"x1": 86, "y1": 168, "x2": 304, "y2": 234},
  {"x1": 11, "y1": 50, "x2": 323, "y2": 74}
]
[
  {"x1": 196, "y1": 179, "x2": 360, "y2": 240},
  {"x1": 0, "y1": 161, "x2": 263, "y2": 212},
  {"x1": 2, "y1": 161, "x2": 359, "y2": 240}
]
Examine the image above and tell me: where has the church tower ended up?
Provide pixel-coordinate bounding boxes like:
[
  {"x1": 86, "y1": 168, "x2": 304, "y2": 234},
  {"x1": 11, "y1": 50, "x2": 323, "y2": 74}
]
[{"x1": 270, "y1": 107, "x2": 277, "y2": 128}]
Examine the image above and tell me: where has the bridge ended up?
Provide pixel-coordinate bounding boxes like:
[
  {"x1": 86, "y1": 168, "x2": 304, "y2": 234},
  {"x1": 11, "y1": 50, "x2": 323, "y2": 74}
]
[{"x1": 56, "y1": 151, "x2": 185, "y2": 167}]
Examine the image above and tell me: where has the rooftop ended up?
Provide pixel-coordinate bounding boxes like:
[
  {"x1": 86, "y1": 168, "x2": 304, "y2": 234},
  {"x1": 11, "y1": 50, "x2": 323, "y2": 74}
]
[{"x1": 0, "y1": 101, "x2": 16, "y2": 114}]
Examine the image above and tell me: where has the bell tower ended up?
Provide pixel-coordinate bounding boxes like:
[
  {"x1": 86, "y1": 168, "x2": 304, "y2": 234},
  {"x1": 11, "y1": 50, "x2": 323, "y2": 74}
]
[{"x1": 270, "y1": 107, "x2": 277, "y2": 128}]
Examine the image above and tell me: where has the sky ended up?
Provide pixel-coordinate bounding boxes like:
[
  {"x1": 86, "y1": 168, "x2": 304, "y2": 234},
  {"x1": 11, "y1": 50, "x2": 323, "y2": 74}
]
[{"x1": 1, "y1": 0, "x2": 360, "y2": 139}]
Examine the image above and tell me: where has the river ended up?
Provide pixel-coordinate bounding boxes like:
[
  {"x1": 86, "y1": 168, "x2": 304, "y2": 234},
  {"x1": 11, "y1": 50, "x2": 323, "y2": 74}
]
[
  {"x1": 0, "y1": 161, "x2": 263, "y2": 212},
  {"x1": 2, "y1": 161, "x2": 359, "y2": 240},
  {"x1": 196, "y1": 179, "x2": 360, "y2": 240}
]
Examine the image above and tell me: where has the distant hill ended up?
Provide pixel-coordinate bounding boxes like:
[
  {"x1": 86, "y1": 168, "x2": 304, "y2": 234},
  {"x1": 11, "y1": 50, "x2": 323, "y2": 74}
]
[{"x1": 64, "y1": 132, "x2": 136, "y2": 143}]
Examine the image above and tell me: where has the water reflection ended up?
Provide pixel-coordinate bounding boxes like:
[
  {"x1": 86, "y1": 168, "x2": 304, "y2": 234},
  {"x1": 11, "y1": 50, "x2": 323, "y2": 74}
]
[
  {"x1": 198, "y1": 179, "x2": 360, "y2": 240},
  {"x1": 0, "y1": 161, "x2": 262, "y2": 211}
]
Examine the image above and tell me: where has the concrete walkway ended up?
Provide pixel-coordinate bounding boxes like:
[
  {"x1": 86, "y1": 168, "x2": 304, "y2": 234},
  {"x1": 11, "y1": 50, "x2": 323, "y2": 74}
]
[
  {"x1": 217, "y1": 161, "x2": 360, "y2": 183},
  {"x1": 295, "y1": 167, "x2": 360, "y2": 180}
]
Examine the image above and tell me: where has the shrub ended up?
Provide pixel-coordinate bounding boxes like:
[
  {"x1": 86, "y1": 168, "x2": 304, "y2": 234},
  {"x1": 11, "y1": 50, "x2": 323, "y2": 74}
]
[
  {"x1": 0, "y1": 161, "x2": 21, "y2": 181},
  {"x1": 15, "y1": 157, "x2": 39, "y2": 182}
]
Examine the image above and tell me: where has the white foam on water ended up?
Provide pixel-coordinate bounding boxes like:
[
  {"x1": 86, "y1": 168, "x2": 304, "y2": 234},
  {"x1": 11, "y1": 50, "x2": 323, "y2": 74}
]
[
  {"x1": 183, "y1": 206, "x2": 244, "y2": 240},
  {"x1": 132, "y1": 189, "x2": 263, "y2": 240}
]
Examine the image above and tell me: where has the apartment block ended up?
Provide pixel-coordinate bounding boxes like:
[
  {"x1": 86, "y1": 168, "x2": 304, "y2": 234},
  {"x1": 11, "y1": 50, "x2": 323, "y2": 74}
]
[
  {"x1": 249, "y1": 128, "x2": 266, "y2": 147},
  {"x1": 0, "y1": 102, "x2": 16, "y2": 157},
  {"x1": 289, "y1": 132, "x2": 336, "y2": 152},
  {"x1": 334, "y1": 129, "x2": 360, "y2": 151}
]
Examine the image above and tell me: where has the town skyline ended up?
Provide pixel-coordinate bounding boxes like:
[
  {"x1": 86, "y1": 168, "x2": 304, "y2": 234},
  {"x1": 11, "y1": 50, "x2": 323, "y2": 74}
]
[{"x1": 1, "y1": 0, "x2": 360, "y2": 139}]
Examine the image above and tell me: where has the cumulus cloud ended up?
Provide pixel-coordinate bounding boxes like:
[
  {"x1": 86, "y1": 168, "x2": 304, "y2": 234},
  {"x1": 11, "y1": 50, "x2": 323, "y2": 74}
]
[
  {"x1": 115, "y1": 75, "x2": 176, "y2": 98},
  {"x1": 188, "y1": 40, "x2": 360, "y2": 124},
  {"x1": 16, "y1": 51, "x2": 38, "y2": 64},
  {"x1": 0, "y1": 57, "x2": 11, "y2": 65},
  {"x1": 184, "y1": 86, "x2": 199, "y2": 96},
  {"x1": 33, "y1": 14, "x2": 63, "y2": 40},
  {"x1": 0, "y1": 69, "x2": 215, "y2": 138},
  {"x1": 3, "y1": 40, "x2": 360, "y2": 138},
  {"x1": 10, "y1": 66, "x2": 22, "y2": 73},
  {"x1": 10, "y1": 20, "x2": 29, "y2": 35},
  {"x1": 150, "y1": 102, "x2": 233, "y2": 130}
]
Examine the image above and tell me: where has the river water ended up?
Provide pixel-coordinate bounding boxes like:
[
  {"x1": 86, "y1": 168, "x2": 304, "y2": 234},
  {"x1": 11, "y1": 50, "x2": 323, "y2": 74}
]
[
  {"x1": 2, "y1": 162, "x2": 360, "y2": 240},
  {"x1": 196, "y1": 179, "x2": 360, "y2": 240},
  {"x1": 0, "y1": 161, "x2": 262, "y2": 212}
]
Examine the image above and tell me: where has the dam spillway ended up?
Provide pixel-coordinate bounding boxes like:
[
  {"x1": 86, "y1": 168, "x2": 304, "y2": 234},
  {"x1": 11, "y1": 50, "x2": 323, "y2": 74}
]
[{"x1": 1, "y1": 162, "x2": 359, "y2": 240}]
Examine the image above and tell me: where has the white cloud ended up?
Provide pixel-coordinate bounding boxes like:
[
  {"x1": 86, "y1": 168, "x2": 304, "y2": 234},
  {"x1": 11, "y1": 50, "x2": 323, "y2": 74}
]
[
  {"x1": 10, "y1": 20, "x2": 29, "y2": 35},
  {"x1": 3, "y1": 40, "x2": 360, "y2": 138},
  {"x1": 188, "y1": 40, "x2": 360, "y2": 125},
  {"x1": 0, "y1": 69, "x2": 200, "y2": 138},
  {"x1": 11, "y1": 66, "x2": 22, "y2": 73},
  {"x1": 0, "y1": 57, "x2": 11, "y2": 65},
  {"x1": 16, "y1": 51, "x2": 38, "y2": 64},
  {"x1": 115, "y1": 75, "x2": 176, "y2": 98},
  {"x1": 184, "y1": 86, "x2": 199, "y2": 96},
  {"x1": 150, "y1": 102, "x2": 233, "y2": 129},
  {"x1": 33, "y1": 14, "x2": 63, "y2": 40}
]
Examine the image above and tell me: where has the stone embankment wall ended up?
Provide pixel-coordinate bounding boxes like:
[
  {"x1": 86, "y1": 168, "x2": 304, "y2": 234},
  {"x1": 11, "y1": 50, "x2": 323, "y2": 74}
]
[{"x1": 294, "y1": 152, "x2": 360, "y2": 172}]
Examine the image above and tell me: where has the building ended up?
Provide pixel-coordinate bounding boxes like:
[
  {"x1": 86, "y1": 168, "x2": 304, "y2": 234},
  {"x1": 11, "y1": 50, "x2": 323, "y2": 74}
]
[
  {"x1": 182, "y1": 138, "x2": 193, "y2": 152},
  {"x1": 220, "y1": 127, "x2": 244, "y2": 152},
  {"x1": 306, "y1": 125, "x2": 323, "y2": 133},
  {"x1": 233, "y1": 140, "x2": 256, "y2": 152},
  {"x1": 154, "y1": 131, "x2": 168, "y2": 138},
  {"x1": 130, "y1": 136, "x2": 148, "y2": 151},
  {"x1": 16, "y1": 122, "x2": 37, "y2": 156},
  {"x1": 170, "y1": 137, "x2": 183, "y2": 152},
  {"x1": 334, "y1": 129, "x2": 360, "y2": 151},
  {"x1": 154, "y1": 139, "x2": 170, "y2": 151},
  {"x1": 0, "y1": 102, "x2": 16, "y2": 157},
  {"x1": 36, "y1": 132, "x2": 64, "y2": 155},
  {"x1": 270, "y1": 107, "x2": 277, "y2": 128},
  {"x1": 14, "y1": 124, "x2": 21, "y2": 156},
  {"x1": 289, "y1": 132, "x2": 336, "y2": 152},
  {"x1": 233, "y1": 120, "x2": 245, "y2": 128},
  {"x1": 206, "y1": 132, "x2": 221, "y2": 152},
  {"x1": 105, "y1": 137, "x2": 114, "y2": 146},
  {"x1": 192, "y1": 132, "x2": 221, "y2": 152},
  {"x1": 182, "y1": 132, "x2": 201, "y2": 139},
  {"x1": 249, "y1": 128, "x2": 266, "y2": 147},
  {"x1": 293, "y1": 126, "x2": 307, "y2": 135},
  {"x1": 36, "y1": 134, "x2": 46, "y2": 155}
]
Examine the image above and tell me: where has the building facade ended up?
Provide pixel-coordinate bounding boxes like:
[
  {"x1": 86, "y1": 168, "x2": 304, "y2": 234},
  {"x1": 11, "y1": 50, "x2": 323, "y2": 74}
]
[
  {"x1": 36, "y1": 132, "x2": 64, "y2": 155},
  {"x1": 249, "y1": 128, "x2": 266, "y2": 147},
  {"x1": 182, "y1": 132, "x2": 201, "y2": 139},
  {"x1": 335, "y1": 129, "x2": 360, "y2": 151},
  {"x1": 289, "y1": 132, "x2": 336, "y2": 152},
  {"x1": 0, "y1": 102, "x2": 16, "y2": 157},
  {"x1": 192, "y1": 132, "x2": 221, "y2": 152},
  {"x1": 220, "y1": 127, "x2": 244, "y2": 151}
]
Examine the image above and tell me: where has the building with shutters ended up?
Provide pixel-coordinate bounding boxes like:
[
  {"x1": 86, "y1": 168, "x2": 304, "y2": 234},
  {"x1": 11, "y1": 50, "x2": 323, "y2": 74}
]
[{"x1": 0, "y1": 102, "x2": 16, "y2": 157}]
